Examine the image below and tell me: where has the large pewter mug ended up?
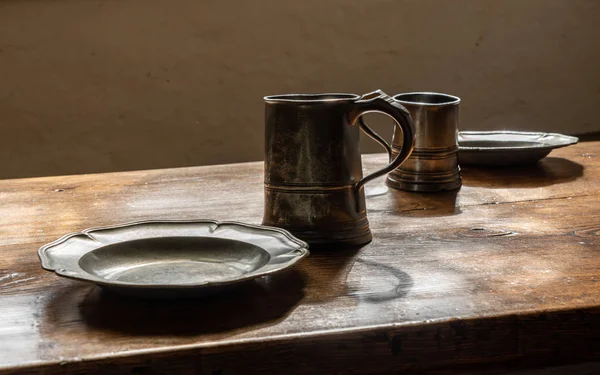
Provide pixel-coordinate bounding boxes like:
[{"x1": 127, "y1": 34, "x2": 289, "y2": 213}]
[{"x1": 262, "y1": 90, "x2": 415, "y2": 247}]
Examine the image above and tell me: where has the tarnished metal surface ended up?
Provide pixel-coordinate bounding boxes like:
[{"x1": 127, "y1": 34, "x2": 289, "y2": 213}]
[
  {"x1": 38, "y1": 220, "x2": 309, "y2": 298},
  {"x1": 388, "y1": 92, "x2": 462, "y2": 192},
  {"x1": 262, "y1": 91, "x2": 414, "y2": 247}
]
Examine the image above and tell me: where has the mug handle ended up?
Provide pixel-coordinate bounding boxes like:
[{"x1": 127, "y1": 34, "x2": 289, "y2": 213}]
[{"x1": 351, "y1": 90, "x2": 415, "y2": 192}]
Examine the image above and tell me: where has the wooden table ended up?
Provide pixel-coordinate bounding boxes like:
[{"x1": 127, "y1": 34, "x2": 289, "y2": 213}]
[{"x1": 1, "y1": 142, "x2": 600, "y2": 374}]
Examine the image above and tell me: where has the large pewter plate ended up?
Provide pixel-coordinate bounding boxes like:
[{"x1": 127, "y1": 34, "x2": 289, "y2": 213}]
[
  {"x1": 38, "y1": 220, "x2": 309, "y2": 298},
  {"x1": 458, "y1": 131, "x2": 578, "y2": 166}
]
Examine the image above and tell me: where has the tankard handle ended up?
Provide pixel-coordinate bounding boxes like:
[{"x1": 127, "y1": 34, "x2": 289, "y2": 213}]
[{"x1": 351, "y1": 90, "x2": 415, "y2": 192}]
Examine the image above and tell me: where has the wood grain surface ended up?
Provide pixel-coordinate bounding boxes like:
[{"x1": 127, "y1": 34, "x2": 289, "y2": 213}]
[{"x1": 1, "y1": 143, "x2": 599, "y2": 374}]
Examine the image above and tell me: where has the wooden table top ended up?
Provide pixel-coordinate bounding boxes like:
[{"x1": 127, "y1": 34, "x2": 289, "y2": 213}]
[{"x1": 1, "y1": 142, "x2": 600, "y2": 374}]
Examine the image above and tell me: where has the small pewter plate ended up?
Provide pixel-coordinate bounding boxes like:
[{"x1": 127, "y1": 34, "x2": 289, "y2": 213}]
[
  {"x1": 458, "y1": 131, "x2": 578, "y2": 166},
  {"x1": 38, "y1": 220, "x2": 309, "y2": 298}
]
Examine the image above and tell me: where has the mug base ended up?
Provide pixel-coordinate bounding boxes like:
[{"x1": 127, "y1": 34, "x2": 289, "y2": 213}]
[
  {"x1": 386, "y1": 176, "x2": 462, "y2": 192},
  {"x1": 300, "y1": 232, "x2": 373, "y2": 249},
  {"x1": 261, "y1": 222, "x2": 372, "y2": 248}
]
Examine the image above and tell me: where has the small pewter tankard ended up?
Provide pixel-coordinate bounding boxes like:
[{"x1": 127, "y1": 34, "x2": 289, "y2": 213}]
[
  {"x1": 387, "y1": 92, "x2": 462, "y2": 192},
  {"x1": 262, "y1": 90, "x2": 415, "y2": 247}
]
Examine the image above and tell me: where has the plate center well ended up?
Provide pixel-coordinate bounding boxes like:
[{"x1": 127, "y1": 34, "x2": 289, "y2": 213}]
[{"x1": 78, "y1": 237, "x2": 271, "y2": 285}]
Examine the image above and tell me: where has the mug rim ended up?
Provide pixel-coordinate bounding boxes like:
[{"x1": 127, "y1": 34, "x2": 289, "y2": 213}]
[
  {"x1": 393, "y1": 92, "x2": 461, "y2": 106},
  {"x1": 264, "y1": 93, "x2": 360, "y2": 103}
]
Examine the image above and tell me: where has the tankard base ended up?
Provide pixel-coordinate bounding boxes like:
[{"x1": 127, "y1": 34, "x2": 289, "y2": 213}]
[
  {"x1": 260, "y1": 222, "x2": 372, "y2": 248},
  {"x1": 386, "y1": 173, "x2": 462, "y2": 192}
]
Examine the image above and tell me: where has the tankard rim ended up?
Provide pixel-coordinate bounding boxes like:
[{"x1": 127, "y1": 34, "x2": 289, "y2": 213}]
[
  {"x1": 264, "y1": 93, "x2": 359, "y2": 103},
  {"x1": 393, "y1": 92, "x2": 460, "y2": 107}
]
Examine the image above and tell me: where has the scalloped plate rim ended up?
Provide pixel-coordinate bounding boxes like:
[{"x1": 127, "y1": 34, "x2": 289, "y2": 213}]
[
  {"x1": 38, "y1": 219, "x2": 309, "y2": 290},
  {"x1": 458, "y1": 131, "x2": 579, "y2": 152}
]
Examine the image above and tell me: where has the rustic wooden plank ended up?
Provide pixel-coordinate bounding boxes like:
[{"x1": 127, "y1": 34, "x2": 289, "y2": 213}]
[{"x1": 0, "y1": 142, "x2": 599, "y2": 374}]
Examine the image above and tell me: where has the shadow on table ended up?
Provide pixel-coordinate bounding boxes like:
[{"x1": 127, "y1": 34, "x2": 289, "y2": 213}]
[
  {"x1": 45, "y1": 269, "x2": 306, "y2": 336},
  {"x1": 298, "y1": 246, "x2": 414, "y2": 304},
  {"x1": 296, "y1": 246, "x2": 361, "y2": 303},
  {"x1": 349, "y1": 258, "x2": 414, "y2": 302},
  {"x1": 462, "y1": 157, "x2": 584, "y2": 188}
]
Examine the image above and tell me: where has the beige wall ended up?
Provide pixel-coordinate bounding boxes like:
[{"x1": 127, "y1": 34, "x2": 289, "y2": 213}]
[{"x1": 0, "y1": 0, "x2": 598, "y2": 179}]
